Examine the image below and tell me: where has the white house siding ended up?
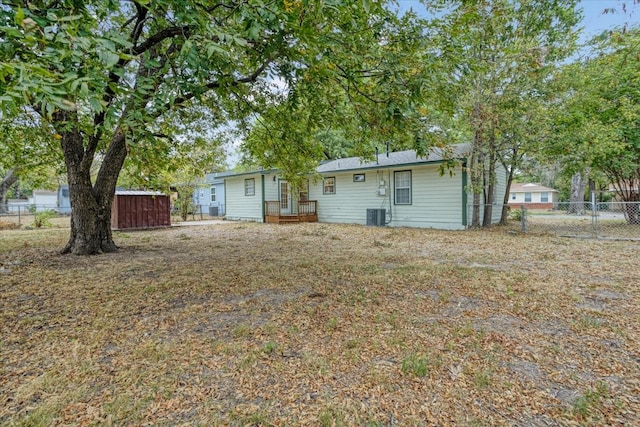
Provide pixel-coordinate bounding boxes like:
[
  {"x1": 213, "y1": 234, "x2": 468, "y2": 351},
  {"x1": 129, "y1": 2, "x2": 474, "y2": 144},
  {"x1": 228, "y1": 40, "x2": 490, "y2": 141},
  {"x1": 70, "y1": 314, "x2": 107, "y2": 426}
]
[
  {"x1": 224, "y1": 173, "x2": 265, "y2": 222},
  {"x1": 309, "y1": 165, "x2": 467, "y2": 230}
]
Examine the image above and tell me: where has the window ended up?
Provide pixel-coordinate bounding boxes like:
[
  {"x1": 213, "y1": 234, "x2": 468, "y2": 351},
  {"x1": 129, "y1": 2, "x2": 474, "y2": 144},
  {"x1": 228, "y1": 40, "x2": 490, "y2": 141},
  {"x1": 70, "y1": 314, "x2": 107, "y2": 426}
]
[
  {"x1": 353, "y1": 173, "x2": 365, "y2": 182},
  {"x1": 394, "y1": 170, "x2": 412, "y2": 205},
  {"x1": 244, "y1": 178, "x2": 255, "y2": 196},
  {"x1": 540, "y1": 192, "x2": 549, "y2": 203},
  {"x1": 210, "y1": 187, "x2": 216, "y2": 202},
  {"x1": 524, "y1": 192, "x2": 532, "y2": 203},
  {"x1": 323, "y1": 177, "x2": 335, "y2": 195},
  {"x1": 510, "y1": 192, "x2": 516, "y2": 201}
]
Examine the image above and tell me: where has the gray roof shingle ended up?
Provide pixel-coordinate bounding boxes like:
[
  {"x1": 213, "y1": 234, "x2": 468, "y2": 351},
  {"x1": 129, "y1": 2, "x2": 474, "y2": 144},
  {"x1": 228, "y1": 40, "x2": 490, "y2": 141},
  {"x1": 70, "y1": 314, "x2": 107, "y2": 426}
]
[{"x1": 316, "y1": 144, "x2": 470, "y2": 173}]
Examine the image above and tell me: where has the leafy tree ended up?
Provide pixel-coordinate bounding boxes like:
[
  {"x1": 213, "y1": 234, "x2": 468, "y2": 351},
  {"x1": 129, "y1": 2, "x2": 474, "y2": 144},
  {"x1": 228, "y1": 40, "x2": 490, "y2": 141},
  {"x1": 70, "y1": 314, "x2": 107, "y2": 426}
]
[
  {"x1": 0, "y1": 0, "x2": 410, "y2": 254},
  {"x1": 429, "y1": 0, "x2": 580, "y2": 226},
  {"x1": 238, "y1": 7, "x2": 438, "y2": 189},
  {"x1": 0, "y1": 113, "x2": 63, "y2": 210},
  {"x1": 549, "y1": 28, "x2": 640, "y2": 223}
]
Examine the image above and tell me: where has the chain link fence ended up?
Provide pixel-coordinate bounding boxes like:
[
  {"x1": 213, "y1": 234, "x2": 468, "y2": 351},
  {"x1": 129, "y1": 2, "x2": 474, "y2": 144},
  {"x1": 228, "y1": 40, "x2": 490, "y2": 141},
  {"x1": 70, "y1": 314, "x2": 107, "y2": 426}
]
[
  {"x1": 0, "y1": 204, "x2": 71, "y2": 229},
  {"x1": 513, "y1": 202, "x2": 640, "y2": 240}
]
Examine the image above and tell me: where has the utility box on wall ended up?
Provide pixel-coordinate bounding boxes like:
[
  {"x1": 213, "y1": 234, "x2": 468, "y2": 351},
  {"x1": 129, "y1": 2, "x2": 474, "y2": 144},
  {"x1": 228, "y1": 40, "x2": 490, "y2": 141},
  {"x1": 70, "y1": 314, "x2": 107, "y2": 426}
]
[
  {"x1": 111, "y1": 191, "x2": 171, "y2": 230},
  {"x1": 366, "y1": 208, "x2": 386, "y2": 226}
]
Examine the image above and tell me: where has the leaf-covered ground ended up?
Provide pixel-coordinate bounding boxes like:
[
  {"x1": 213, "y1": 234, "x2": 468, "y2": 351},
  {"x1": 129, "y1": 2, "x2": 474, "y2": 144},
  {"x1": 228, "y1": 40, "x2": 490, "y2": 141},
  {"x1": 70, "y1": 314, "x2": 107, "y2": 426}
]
[{"x1": 1, "y1": 222, "x2": 638, "y2": 426}]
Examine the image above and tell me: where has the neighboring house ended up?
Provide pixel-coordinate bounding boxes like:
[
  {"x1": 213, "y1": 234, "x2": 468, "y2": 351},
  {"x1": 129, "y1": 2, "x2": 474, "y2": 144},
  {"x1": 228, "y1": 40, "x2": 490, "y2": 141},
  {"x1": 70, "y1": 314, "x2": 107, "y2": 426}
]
[
  {"x1": 57, "y1": 185, "x2": 71, "y2": 214},
  {"x1": 508, "y1": 183, "x2": 558, "y2": 209},
  {"x1": 28, "y1": 190, "x2": 58, "y2": 212},
  {"x1": 193, "y1": 171, "x2": 233, "y2": 216},
  {"x1": 224, "y1": 145, "x2": 507, "y2": 230},
  {"x1": 6, "y1": 187, "x2": 71, "y2": 213}
]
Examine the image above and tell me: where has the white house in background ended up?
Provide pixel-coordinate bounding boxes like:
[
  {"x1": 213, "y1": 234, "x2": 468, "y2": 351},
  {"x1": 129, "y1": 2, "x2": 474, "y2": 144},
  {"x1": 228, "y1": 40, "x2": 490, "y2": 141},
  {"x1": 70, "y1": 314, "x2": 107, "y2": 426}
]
[
  {"x1": 508, "y1": 183, "x2": 558, "y2": 209},
  {"x1": 223, "y1": 144, "x2": 508, "y2": 230},
  {"x1": 28, "y1": 190, "x2": 58, "y2": 212},
  {"x1": 193, "y1": 171, "x2": 234, "y2": 216}
]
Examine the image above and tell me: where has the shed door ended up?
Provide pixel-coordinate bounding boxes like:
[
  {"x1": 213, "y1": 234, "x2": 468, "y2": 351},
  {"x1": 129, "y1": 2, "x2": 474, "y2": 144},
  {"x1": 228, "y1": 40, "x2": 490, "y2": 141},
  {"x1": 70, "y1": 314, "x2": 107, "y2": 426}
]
[{"x1": 280, "y1": 181, "x2": 291, "y2": 214}]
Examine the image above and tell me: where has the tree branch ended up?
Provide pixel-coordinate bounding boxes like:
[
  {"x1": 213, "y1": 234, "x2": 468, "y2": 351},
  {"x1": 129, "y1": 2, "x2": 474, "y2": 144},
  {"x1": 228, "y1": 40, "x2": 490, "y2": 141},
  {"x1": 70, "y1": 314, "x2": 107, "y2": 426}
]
[
  {"x1": 168, "y1": 58, "x2": 272, "y2": 111},
  {"x1": 132, "y1": 26, "x2": 191, "y2": 56}
]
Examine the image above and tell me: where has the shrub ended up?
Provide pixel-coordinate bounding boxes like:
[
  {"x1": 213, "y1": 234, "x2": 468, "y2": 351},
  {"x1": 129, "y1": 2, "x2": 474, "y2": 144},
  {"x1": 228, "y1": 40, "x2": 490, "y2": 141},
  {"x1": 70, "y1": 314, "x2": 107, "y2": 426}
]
[{"x1": 33, "y1": 210, "x2": 57, "y2": 228}]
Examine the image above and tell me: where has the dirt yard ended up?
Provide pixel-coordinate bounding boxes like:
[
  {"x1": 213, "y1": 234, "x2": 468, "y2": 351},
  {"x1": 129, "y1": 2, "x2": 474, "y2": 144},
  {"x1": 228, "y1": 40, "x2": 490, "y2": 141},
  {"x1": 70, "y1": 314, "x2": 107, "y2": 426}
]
[{"x1": 1, "y1": 222, "x2": 638, "y2": 426}]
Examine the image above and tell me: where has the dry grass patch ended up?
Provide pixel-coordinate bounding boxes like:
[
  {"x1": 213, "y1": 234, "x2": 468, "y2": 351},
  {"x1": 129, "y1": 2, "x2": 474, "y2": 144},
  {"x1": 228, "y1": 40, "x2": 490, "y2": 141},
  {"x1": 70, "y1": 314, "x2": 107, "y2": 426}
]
[{"x1": 1, "y1": 222, "x2": 639, "y2": 425}]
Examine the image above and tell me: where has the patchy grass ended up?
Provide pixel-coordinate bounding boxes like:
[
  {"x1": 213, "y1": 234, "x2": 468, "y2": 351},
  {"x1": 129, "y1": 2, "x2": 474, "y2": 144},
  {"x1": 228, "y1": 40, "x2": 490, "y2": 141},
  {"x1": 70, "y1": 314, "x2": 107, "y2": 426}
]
[{"x1": 1, "y1": 222, "x2": 639, "y2": 425}]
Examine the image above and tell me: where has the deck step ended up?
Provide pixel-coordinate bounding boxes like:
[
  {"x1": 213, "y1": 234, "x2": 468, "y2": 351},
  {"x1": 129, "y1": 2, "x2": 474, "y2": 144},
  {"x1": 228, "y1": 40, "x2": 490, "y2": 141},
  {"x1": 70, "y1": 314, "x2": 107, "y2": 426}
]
[{"x1": 278, "y1": 216, "x2": 300, "y2": 223}]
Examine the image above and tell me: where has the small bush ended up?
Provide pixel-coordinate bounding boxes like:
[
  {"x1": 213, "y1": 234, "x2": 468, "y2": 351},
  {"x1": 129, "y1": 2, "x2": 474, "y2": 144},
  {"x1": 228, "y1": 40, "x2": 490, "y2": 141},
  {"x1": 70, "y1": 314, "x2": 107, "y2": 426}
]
[{"x1": 33, "y1": 210, "x2": 57, "y2": 229}]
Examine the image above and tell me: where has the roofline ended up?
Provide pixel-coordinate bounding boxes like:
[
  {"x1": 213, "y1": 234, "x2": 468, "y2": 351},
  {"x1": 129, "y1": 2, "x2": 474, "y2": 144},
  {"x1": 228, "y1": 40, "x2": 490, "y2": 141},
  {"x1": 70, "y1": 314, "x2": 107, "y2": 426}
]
[
  {"x1": 224, "y1": 157, "x2": 465, "y2": 179},
  {"x1": 316, "y1": 157, "x2": 465, "y2": 175}
]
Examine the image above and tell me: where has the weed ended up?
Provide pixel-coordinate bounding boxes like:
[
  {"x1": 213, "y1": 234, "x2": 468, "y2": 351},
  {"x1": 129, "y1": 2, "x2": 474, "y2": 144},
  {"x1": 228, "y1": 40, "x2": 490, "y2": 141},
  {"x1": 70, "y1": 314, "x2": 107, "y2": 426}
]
[
  {"x1": 326, "y1": 316, "x2": 339, "y2": 331},
  {"x1": 401, "y1": 353, "x2": 429, "y2": 378},
  {"x1": 574, "y1": 315, "x2": 603, "y2": 330},
  {"x1": 572, "y1": 381, "x2": 609, "y2": 418},
  {"x1": 319, "y1": 406, "x2": 346, "y2": 427},
  {"x1": 233, "y1": 323, "x2": 251, "y2": 338},
  {"x1": 262, "y1": 341, "x2": 278, "y2": 354},
  {"x1": 473, "y1": 370, "x2": 491, "y2": 389},
  {"x1": 32, "y1": 210, "x2": 57, "y2": 229},
  {"x1": 373, "y1": 239, "x2": 392, "y2": 248}
]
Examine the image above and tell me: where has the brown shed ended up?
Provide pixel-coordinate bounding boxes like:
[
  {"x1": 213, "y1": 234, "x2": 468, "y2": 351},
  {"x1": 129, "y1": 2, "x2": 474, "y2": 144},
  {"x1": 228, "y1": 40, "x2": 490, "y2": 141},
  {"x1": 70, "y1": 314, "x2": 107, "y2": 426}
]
[{"x1": 111, "y1": 190, "x2": 171, "y2": 230}]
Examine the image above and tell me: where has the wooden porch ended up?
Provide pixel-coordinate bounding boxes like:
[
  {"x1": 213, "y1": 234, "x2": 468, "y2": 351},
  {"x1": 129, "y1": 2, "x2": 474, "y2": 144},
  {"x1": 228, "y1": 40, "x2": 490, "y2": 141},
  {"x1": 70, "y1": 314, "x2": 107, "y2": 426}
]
[{"x1": 265, "y1": 200, "x2": 318, "y2": 224}]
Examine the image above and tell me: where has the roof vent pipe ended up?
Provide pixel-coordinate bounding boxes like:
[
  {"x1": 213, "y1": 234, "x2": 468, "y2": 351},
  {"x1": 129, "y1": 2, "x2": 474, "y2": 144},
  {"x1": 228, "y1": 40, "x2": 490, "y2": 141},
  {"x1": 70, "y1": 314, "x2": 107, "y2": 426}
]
[
  {"x1": 386, "y1": 141, "x2": 390, "y2": 157},
  {"x1": 375, "y1": 147, "x2": 379, "y2": 164}
]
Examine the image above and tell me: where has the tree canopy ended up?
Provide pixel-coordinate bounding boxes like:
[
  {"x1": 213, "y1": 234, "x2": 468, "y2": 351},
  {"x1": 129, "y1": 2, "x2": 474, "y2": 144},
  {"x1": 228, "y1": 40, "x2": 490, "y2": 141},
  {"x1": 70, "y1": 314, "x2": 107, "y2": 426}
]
[{"x1": 0, "y1": 0, "x2": 420, "y2": 253}]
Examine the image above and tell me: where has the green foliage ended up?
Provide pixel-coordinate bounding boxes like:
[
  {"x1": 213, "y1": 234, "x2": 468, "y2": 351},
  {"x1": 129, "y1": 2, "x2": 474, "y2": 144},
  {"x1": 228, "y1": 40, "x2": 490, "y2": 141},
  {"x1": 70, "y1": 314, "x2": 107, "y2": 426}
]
[
  {"x1": 33, "y1": 210, "x2": 57, "y2": 229},
  {"x1": 428, "y1": 0, "x2": 580, "y2": 224},
  {"x1": 401, "y1": 353, "x2": 429, "y2": 378},
  {"x1": 549, "y1": 28, "x2": 640, "y2": 219},
  {"x1": 572, "y1": 381, "x2": 610, "y2": 419},
  {"x1": 2, "y1": 0, "x2": 414, "y2": 251}
]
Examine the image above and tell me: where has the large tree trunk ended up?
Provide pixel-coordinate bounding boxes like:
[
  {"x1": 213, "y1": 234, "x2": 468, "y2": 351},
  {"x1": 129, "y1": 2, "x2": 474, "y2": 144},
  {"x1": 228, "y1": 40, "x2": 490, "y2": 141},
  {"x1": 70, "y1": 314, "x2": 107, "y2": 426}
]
[
  {"x1": 0, "y1": 168, "x2": 19, "y2": 213},
  {"x1": 58, "y1": 111, "x2": 128, "y2": 255},
  {"x1": 482, "y1": 138, "x2": 496, "y2": 227},
  {"x1": 470, "y1": 148, "x2": 482, "y2": 228},
  {"x1": 568, "y1": 170, "x2": 589, "y2": 215},
  {"x1": 500, "y1": 163, "x2": 515, "y2": 225}
]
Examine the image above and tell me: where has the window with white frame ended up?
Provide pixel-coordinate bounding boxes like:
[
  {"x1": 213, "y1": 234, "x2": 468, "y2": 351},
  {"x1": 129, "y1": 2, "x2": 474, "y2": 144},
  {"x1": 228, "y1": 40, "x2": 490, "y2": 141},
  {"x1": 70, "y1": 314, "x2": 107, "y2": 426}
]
[
  {"x1": 244, "y1": 178, "x2": 255, "y2": 196},
  {"x1": 524, "y1": 192, "x2": 532, "y2": 202},
  {"x1": 211, "y1": 187, "x2": 216, "y2": 202},
  {"x1": 510, "y1": 192, "x2": 516, "y2": 201},
  {"x1": 394, "y1": 170, "x2": 412, "y2": 205},
  {"x1": 323, "y1": 177, "x2": 335, "y2": 195},
  {"x1": 540, "y1": 192, "x2": 549, "y2": 203}
]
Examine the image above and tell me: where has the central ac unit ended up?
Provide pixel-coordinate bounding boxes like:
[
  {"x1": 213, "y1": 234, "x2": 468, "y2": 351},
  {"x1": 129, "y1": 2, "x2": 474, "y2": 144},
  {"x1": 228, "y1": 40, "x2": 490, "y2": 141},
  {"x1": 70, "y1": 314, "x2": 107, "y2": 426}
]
[{"x1": 366, "y1": 208, "x2": 386, "y2": 226}]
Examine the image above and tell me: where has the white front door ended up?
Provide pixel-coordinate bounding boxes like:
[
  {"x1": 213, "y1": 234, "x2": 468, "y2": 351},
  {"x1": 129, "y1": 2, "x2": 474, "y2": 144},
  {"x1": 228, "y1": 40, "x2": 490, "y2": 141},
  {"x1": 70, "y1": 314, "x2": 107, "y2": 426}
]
[{"x1": 280, "y1": 181, "x2": 291, "y2": 214}]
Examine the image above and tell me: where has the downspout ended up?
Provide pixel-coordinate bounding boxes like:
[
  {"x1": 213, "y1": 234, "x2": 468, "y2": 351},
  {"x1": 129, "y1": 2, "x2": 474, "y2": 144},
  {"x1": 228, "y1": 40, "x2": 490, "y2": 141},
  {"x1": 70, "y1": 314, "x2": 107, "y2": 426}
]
[
  {"x1": 462, "y1": 161, "x2": 468, "y2": 228},
  {"x1": 385, "y1": 170, "x2": 392, "y2": 225},
  {"x1": 261, "y1": 174, "x2": 266, "y2": 222}
]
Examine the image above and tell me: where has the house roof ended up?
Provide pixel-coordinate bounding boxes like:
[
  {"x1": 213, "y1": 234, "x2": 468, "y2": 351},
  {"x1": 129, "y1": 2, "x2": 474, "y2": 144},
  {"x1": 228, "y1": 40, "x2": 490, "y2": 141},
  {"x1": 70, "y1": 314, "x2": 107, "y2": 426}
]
[
  {"x1": 205, "y1": 171, "x2": 235, "y2": 184},
  {"x1": 510, "y1": 183, "x2": 557, "y2": 193},
  {"x1": 115, "y1": 190, "x2": 167, "y2": 196},
  {"x1": 316, "y1": 144, "x2": 470, "y2": 173},
  {"x1": 222, "y1": 144, "x2": 471, "y2": 178}
]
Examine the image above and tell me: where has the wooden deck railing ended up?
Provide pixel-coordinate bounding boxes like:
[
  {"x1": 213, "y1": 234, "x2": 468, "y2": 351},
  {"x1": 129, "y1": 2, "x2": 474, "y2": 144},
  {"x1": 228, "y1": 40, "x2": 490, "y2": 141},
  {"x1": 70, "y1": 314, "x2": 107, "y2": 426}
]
[{"x1": 264, "y1": 200, "x2": 318, "y2": 223}]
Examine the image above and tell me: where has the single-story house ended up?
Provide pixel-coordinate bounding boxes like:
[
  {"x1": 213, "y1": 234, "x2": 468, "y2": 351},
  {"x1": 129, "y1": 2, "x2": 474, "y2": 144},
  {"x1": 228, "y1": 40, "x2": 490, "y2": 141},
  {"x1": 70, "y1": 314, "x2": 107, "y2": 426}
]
[
  {"x1": 192, "y1": 171, "x2": 233, "y2": 216},
  {"x1": 508, "y1": 183, "x2": 558, "y2": 209},
  {"x1": 223, "y1": 145, "x2": 507, "y2": 230}
]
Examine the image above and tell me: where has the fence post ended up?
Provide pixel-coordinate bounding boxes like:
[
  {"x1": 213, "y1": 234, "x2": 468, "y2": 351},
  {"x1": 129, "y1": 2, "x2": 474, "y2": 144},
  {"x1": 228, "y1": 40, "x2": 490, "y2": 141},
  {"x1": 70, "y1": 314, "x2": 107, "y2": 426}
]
[
  {"x1": 18, "y1": 205, "x2": 21, "y2": 226},
  {"x1": 591, "y1": 189, "x2": 598, "y2": 238},
  {"x1": 520, "y1": 205, "x2": 527, "y2": 233}
]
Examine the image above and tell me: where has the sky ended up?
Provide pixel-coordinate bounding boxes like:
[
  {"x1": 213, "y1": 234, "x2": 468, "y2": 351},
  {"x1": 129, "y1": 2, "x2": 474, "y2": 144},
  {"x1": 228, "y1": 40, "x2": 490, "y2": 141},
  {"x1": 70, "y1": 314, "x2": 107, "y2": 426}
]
[{"x1": 394, "y1": 0, "x2": 638, "y2": 38}]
